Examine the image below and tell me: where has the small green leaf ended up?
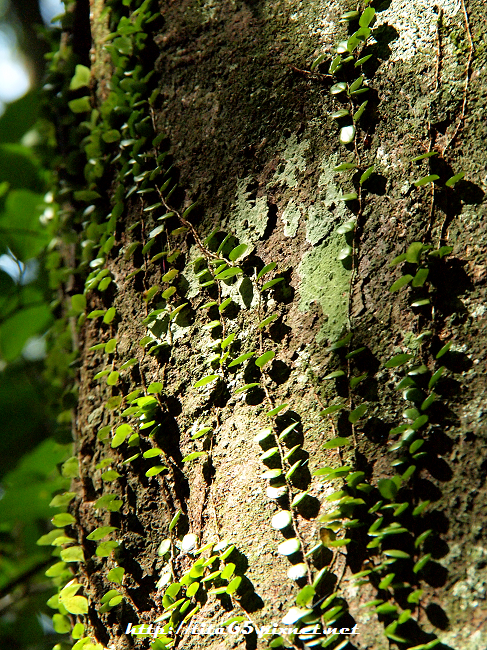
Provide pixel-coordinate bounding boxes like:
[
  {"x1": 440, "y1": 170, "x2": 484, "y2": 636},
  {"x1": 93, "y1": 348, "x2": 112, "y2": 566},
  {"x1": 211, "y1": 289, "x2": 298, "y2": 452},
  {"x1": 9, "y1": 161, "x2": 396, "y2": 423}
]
[
  {"x1": 310, "y1": 53, "x2": 326, "y2": 71},
  {"x1": 107, "y1": 567, "x2": 125, "y2": 584},
  {"x1": 341, "y1": 192, "x2": 358, "y2": 201},
  {"x1": 355, "y1": 55, "x2": 373, "y2": 67},
  {"x1": 350, "y1": 373, "x2": 367, "y2": 388},
  {"x1": 330, "y1": 109, "x2": 350, "y2": 119},
  {"x1": 359, "y1": 7, "x2": 375, "y2": 28},
  {"x1": 111, "y1": 423, "x2": 133, "y2": 448},
  {"x1": 255, "y1": 350, "x2": 275, "y2": 368},
  {"x1": 103, "y1": 307, "x2": 116, "y2": 324},
  {"x1": 60, "y1": 595, "x2": 88, "y2": 615},
  {"x1": 340, "y1": 10, "x2": 360, "y2": 21},
  {"x1": 61, "y1": 457, "x2": 79, "y2": 478},
  {"x1": 194, "y1": 374, "x2": 219, "y2": 388},
  {"x1": 146, "y1": 466, "x2": 168, "y2": 477},
  {"x1": 102, "y1": 129, "x2": 121, "y2": 143},
  {"x1": 87, "y1": 309, "x2": 105, "y2": 319},
  {"x1": 260, "y1": 450, "x2": 279, "y2": 467},
  {"x1": 169, "y1": 510, "x2": 181, "y2": 531},
  {"x1": 411, "y1": 151, "x2": 438, "y2": 161},
  {"x1": 330, "y1": 82, "x2": 347, "y2": 95},
  {"x1": 96, "y1": 541, "x2": 119, "y2": 557},
  {"x1": 149, "y1": 224, "x2": 165, "y2": 239},
  {"x1": 385, "y1": 353, "x2": 413, "y2": 369},
  {"x1": 407, "y1": 589, "x2": 424, "y2": 604},
  {"x1": 320, "y1": 403, "x2": 345, "y2": 416},
  {"x1": 412, "y1": 500, "x2": 430, "y2": 516},
  {"x1": 192, "y1": 426, "x2": 213, "y2": 440},
  {"x1": 271, "y1": 511, "x2": 293, "y2": 530},
  {"x1": 101, "y1": 470, "x2": 121, "y2": 482},
  {"x1": 429, "y1": 245, "x2": 453, "y2": 258},
  {"x1": 333, "y1": 162, "x2": 357, "y2": 172},
  {"x1": 436, "y1": 341, "x2": 452, "y2": 359},
  {"x1": 182, "y1": 451, "x2": 207, "y2": 462},
  {"x1": 413, "y1": 174, "x2": 439, "y2": 187},
  {"x1": 296, "y1": 585, "x2": 315, "y2": 607},
  {"x1": 360, "y1": 165, "x2": 374, "y2": 184},
  {"x1": 278, "y1": 422, "x2": 299, "y2": 441},
  {"x1": 216, "y1": 267, "x2": 243, "y2": 280},
  {"x1": 291, "y1": 491, "x2": 308, "y2": 507},
  {"x1": 87, "y1": 526, "x2": 118, "y2": 541},
  {"x1": 104, "y1": 338, "x2": 117, "y2": 354},
  {"x1": 258, "y1": 314, "x2": 278, "y2": 328},
  {"x1": 412, "y1": 268, "x2": 429, "y2": 287},
  {"x1": 336, "y1": 222, "x2": 356, "y2": 236},
  {"x1": 94, "y1": 494, "x2": 123, "y2": 512},
  {"x1": 71, "y1": 294, "x2": 86, "y2": 313},
  {"x1": 378, "y1": 479, "x2": 398, "y2": 500},
  {"x1": 265, "y1": 404, "x2": 288, "y2": 417},
  {"x1": 234, "y1": 382, "x2": 259, "y2": 394},
  {"x1": 228, "y1": 244, "x2": 248, "y2": 261},
  {"x1": 390, "y1": 274, "x2": 414, "y2": 292},
  {"x1": 261, "y1": 277, "x2": 284, "y2": 291},
  {"x1": 277, "y1": 538, "x2": 300, "y2": 555},
  {"x1": 406, "y1": 242, "x2": 424, "y2": 263},
  {"x1": 324, "y1": 370, "x2": 346, "y2": 379},
  {"x1": 389, "y1": 253, "x2": 407, "y2": 267},
  {"x1": 70, "y1": 64, "x2": 91, "y2": 90},
  {"x1": 445, "y1": 171, "x2": 465, "y2": 187},
  {"x1": 50, "y1": 492, "x2": 76, "y2": 508},
  {"x1": 120, "y1": 358, "x2": 138, "y2": 370},
  {"x1": 148, "y1": 381, "x2": 163, "y2": 393},
  {"x1": 353, "y1": 100, "x2": 368, "y2": 122},
  {"x1": 226, "y1": 576, "x2": 242, "y2": 594},
  {"x1": 349, "y1": 403, "x2": 367, "y2": 423},
  {"x1": 106, "y1": 371, "x2": 119, "y2": 386},
  {"x1": 257, "y1": 262, "x2": 277, "y2": 280},
  {"x1": 340, "y1": 125, "x2": 356, "y2": 143},
  {"x1": 68, "y1": 97, "x2": 91, "y2": 113},
  {"x1": 228, "y1": 352, "x2": 254, "y2": 367},
  {"x1": 162, "y1": 268, "x2": 178, "y2": 283},
  {"x1": 60, "y1": 546, "x2": 84, "y2": 563},
  {"x1": 285, "y1": 460, "x2": 302, "y2": 480},
  {"x1": 384, "y1": 549, "x2": 410, "y2": 559},
  {"x1": 338, "y1": 245, "x2": 352, "y2": 260},
  {"x1": 428, "y1": 366, "x2": 445, "y2": 389},
  {"x1": 413, "y1": 553, "x2": 432, "y2": 573},
  {"x1": 324, "y1": 437, "x2": 351, "y2": 449},
  {"x1": 143, "y1": 448, "x2": 163, "y2": 458},
  {"x1": 349, "y1": 76, "x2": 364, "y2": 93}
]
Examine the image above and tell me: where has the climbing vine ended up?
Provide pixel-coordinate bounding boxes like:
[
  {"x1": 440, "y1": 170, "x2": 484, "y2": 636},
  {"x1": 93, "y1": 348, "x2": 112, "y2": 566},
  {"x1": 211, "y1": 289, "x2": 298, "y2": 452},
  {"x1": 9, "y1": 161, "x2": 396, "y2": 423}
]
[{"x1": 36, "y1": 1, "x2": 474, "y2": 650}]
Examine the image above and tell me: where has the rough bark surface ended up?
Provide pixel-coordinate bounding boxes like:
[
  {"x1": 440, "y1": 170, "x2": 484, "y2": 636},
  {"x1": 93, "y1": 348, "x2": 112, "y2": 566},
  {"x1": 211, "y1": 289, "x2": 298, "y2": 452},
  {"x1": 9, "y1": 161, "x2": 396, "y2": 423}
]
[{"x1": 66, "y1": 1, "x2": 486, "y2": 649}]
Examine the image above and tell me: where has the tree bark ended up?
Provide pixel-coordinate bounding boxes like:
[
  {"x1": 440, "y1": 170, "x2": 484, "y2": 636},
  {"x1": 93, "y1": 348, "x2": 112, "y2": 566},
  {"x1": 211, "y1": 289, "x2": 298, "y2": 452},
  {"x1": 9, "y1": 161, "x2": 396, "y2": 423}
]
[{"x1": 54, "y1": 1, "x2": 487, "y2": 649}]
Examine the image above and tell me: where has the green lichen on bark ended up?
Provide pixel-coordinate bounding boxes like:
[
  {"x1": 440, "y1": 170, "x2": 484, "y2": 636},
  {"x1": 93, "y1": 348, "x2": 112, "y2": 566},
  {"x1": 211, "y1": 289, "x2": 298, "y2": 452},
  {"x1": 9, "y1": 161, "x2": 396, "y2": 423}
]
[{"x1": 298, "y1": 232, "x2": 350, "y2": 342}]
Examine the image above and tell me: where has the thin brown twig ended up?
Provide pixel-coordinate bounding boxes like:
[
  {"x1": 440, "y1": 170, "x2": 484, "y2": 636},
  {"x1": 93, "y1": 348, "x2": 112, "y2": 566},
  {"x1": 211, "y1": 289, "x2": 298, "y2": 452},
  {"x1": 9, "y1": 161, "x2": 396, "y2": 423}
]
[
  {"x1": 434, "y1": 6, "x2": 443, "y2": 93},
  {"x1": 441, "y1": 0, "x2": 473, "y2": 157}
]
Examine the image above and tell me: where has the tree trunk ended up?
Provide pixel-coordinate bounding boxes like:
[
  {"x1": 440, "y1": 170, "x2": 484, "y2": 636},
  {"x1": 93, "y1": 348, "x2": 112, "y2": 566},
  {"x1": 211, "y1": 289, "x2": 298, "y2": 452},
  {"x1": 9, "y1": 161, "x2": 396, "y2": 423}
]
[{"x1": 50, "y1": 1, "x2": 486, "y2": 649}]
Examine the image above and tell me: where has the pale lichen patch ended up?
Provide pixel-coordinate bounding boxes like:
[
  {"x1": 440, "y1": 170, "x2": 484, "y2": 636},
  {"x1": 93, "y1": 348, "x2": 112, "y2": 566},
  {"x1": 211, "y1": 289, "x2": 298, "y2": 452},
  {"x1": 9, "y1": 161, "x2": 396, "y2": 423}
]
[
  {"x1": 272, "y1": 134, "x2": 310, "y2": 189},
  {"x1": 373, "y1": 0, "x2": 461, "y2": 63},
  {"x1": 229, "y1": 176, "x2": 269, "y2": 248},
  {"x1": 282, "y1": 199, "x2": 301, "y2": 238},
  {"x1": 297, "y1": 232, "x2": 350, "y2": 342}
]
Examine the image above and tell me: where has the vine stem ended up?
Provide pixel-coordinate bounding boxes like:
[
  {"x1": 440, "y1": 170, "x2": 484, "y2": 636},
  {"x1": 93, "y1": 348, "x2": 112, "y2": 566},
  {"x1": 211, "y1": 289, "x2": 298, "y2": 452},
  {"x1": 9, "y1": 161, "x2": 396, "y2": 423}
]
[
  {"x1": 441, "y1": 0, "x2": 473, "y2": 157},
  {"x1": 261, "y1": 383, "x2": 313, "y2": 584}
]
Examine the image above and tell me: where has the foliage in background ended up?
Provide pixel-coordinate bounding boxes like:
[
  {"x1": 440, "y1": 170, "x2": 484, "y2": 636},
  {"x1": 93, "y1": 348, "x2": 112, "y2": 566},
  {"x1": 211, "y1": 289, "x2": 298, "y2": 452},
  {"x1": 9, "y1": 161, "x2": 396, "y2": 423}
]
[{"x1": 0, "y1": 10, "x2": 74, "y2": 649}]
